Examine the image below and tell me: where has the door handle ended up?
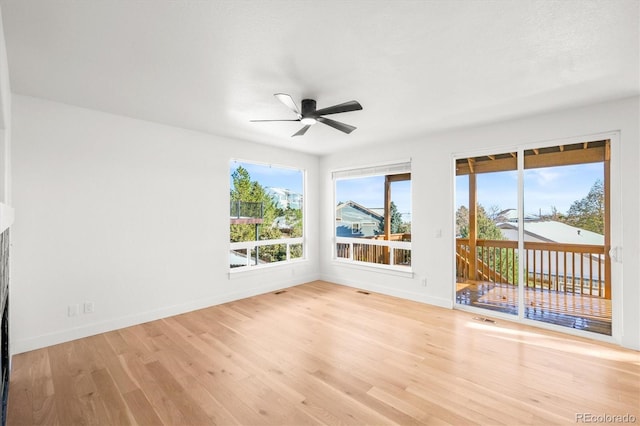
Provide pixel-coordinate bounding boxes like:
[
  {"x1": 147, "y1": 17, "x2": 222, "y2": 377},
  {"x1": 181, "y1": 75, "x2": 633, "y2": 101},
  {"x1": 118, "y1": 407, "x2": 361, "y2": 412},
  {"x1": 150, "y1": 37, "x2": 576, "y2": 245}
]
[{"x1": 609, "y1": 246, "x2": 623, "y2": 263}]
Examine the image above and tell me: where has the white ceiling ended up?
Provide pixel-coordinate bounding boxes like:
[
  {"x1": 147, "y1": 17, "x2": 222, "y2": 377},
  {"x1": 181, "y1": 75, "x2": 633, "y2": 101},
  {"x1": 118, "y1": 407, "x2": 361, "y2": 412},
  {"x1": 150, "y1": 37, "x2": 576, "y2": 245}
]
[{"x1": 0, "y1": 0, "x2": 638, "y2": 156}]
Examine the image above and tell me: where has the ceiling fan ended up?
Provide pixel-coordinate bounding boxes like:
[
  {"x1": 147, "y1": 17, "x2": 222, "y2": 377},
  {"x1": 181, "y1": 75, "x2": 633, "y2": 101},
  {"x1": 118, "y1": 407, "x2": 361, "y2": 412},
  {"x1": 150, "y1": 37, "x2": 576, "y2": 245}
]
[{"x1": 251, "y1": 93, "x2": 363, "y2": 137}]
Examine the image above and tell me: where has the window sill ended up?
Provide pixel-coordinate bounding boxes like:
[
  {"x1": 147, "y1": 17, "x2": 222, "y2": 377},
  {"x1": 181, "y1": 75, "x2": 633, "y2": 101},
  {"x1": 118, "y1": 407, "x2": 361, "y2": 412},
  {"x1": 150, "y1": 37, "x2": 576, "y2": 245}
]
[{"x1": 228, "y1": 258, "x2": 308, "y2": 279}]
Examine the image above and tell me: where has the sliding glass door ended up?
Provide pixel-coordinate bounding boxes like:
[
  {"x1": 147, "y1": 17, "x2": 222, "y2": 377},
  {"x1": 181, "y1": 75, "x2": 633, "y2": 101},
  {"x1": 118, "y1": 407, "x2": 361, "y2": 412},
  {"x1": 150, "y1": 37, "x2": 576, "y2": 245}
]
[{"x1": 455, "y1": 140, "x2": 611, "y2": 336}]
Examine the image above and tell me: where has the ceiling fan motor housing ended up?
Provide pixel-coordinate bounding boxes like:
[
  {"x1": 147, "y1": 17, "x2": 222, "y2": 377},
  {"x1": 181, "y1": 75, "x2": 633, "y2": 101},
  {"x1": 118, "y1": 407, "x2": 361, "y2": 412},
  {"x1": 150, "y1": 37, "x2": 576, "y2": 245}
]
[{"x1": 301, "y1": 99, "x2": 317, "y2": 117}]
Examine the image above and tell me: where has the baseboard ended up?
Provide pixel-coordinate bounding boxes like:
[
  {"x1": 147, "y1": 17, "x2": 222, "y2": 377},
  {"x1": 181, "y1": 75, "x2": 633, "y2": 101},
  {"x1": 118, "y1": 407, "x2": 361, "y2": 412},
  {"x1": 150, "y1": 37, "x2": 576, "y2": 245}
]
[
  {"x1": 319, "y1": 273, "x2": 453, "y2": 309},
  {"x1": 12, "y1": 273, "x2": 319, "y2": 354}
]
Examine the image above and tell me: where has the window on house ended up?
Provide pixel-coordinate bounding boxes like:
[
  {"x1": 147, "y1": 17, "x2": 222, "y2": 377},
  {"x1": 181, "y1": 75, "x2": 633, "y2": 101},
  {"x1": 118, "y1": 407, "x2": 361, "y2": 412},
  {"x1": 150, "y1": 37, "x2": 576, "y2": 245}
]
[
  {"x1": 230, "y1": 160, "x2": 304, "y2": 270},
  {"x1": 351, "y1": 223, "x2": 361, "y2": 234},
  {"x1": 333, "y1": 161, "x2": 412, "y2": 270}
]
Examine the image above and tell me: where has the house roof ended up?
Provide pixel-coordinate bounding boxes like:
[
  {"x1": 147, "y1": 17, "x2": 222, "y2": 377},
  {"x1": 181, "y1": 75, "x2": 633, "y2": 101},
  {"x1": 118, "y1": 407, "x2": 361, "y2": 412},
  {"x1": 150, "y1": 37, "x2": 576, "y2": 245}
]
[
  {"x1": 498, "y1": 220, "x2": 604, "y2": 245},
  {"x1": 336, "y1": 201, "x2": 384, "y2": 221},
  {"x1": 0, "y1": 0, "x2": 637, "y2": 155}
]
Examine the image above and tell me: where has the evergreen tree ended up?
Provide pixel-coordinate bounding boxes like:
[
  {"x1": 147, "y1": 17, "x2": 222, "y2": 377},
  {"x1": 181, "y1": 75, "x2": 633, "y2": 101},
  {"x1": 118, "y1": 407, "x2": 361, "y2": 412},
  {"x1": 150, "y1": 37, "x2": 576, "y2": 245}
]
[
  {"x1": 562, "y1": 179, "x2": 604, "y2": 234},
  {"x1": 230, "y1": 166, "x2": 281, "y2": 243},
  {"x1": 378, "y1": 201, "x2": 404, "y2": 234}
]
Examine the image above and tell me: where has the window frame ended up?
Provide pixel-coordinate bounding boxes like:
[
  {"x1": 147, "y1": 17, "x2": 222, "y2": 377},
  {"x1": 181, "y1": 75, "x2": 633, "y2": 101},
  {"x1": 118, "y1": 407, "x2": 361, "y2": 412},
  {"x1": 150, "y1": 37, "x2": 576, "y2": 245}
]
[
  {"x1": 332, "y1": 160, "x2": 413, "y2": 275},
  {"x1": 229, "y1": 159, "x2": 306, "y2": 274}
]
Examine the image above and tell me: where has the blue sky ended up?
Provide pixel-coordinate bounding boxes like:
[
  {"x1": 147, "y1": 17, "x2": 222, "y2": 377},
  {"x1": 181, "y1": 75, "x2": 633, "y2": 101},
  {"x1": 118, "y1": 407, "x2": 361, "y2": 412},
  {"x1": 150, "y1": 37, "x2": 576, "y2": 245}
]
[
  {"x1": 456, "y1": 163, "x2": 603, "y2": 215},
  {"x1": 230, "y1": 161, "x2": 303, "y2": 194},
  {"x1": 336, "y1": 177, "x2": 412, "y2": 220}
]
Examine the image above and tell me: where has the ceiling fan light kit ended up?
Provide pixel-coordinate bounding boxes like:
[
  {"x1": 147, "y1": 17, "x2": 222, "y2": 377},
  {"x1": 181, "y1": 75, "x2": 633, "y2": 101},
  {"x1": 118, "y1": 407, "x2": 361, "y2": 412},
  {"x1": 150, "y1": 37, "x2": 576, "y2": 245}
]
[{"x1": 251, "y1": 93, "x2": 362, "y2": 137}]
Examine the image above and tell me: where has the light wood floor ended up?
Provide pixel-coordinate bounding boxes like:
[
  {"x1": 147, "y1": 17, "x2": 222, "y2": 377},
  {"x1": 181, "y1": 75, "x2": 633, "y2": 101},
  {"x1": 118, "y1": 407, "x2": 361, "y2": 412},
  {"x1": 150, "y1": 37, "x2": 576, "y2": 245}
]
[{"x1": 8, "y1": 281, "x2": 640, "y2": 425}]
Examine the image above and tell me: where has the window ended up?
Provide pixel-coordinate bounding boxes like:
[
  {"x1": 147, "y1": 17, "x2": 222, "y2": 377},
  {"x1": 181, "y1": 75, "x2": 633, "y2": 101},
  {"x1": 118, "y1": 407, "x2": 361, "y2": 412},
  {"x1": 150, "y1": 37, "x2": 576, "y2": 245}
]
[
  {"x1": 230, "y1": 161, "x2": 304, "y2": 270},
  {"x1": 351, "y1": 223, "x2": 361, "y2": 234},
  {"x1": 333, "y1": 161, "x2": 412, "y2": 270}
]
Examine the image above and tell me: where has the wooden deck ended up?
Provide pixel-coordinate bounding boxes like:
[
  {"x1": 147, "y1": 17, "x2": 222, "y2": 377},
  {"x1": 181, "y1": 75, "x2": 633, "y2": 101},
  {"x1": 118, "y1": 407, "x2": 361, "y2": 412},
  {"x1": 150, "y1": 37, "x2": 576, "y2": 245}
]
[{"x1": 456, "y1": 280, "x2": 612, "y2": 335}]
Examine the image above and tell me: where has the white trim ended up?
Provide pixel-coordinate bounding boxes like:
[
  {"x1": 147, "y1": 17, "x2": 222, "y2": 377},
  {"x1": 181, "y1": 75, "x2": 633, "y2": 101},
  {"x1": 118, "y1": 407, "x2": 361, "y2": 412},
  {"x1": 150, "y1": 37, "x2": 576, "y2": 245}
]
[
  {"x1": 229, "y1": 237, "x2": 303, "y2": 250},
  {"x1": 331, "y1": 159, "x2": 411, "y2": 180},
  {"x1": 228, "y1": 258, "x2": 309, "y2": 279},
  {"x1": 607, "y1": 132, "x2": 623, "y2": 343},
  {"x1": 230, "y1": 157, "x2": 303, "y2": 173},
  {"x1": 517, "y1": 148, "x2": 525, "y2": 319},
  {"x1": 0, "y1": 202, "x2": 13, "y2": 233}
]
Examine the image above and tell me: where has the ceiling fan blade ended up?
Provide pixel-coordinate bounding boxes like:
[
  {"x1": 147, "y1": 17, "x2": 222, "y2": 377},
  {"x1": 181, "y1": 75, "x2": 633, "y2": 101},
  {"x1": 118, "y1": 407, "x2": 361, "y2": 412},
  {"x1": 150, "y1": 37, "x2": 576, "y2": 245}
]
[
  {"x1": 274, "y1": 93, "x2": 301, "y2": 116},
  {"x1": 292, "y1": 125, "x2": 311, "y2": 137},
  {"x1": 250, "y1": 119, "x2": 300, "y2": 122},
  {"x1": 316, "y1": 116, "x2": 357, "y2": 134},
  {"x1": 313, "y1": 100, "x2": 362, "y2": 116}
]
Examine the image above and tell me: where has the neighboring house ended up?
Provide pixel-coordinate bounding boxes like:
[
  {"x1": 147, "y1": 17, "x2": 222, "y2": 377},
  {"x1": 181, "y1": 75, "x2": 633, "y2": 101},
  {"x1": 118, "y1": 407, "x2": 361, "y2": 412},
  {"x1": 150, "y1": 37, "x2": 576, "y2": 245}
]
[
  {"x1": 265, "y1": 187, "x2": 303, "y2": 210},
  {"x1": 496, "y1": 209, "x2": 605, "y2": 287},
  {"x1": 496, "y1": 209, "x2": 604, "y2": 245},
  {"x1": 272, "y1": 215, "x2": 295, "y2": 233},
  {"x1": 336, "y1": 201, "x2": 384, "y2": 237}
]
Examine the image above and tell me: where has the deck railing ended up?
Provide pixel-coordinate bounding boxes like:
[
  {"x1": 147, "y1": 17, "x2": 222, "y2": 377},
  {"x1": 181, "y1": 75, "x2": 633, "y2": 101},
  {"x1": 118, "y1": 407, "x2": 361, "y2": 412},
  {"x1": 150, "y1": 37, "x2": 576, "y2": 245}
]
[
  {"x1": 336, "y1": 235, "x2": 411, "y2": 269},
  {"x1": 230, "y1": 237, "x2": 303, "y2": 269},
  {"x1": 456, "y1": 239, "x2": 607, "y2": 297},
  {"x1": 230, "y1": 201, "x2": 263, "y2": 219}
]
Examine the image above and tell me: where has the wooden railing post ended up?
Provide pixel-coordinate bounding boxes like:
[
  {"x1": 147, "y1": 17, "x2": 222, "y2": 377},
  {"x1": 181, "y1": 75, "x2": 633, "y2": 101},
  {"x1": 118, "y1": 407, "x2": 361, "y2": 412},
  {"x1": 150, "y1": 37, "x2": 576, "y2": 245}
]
[{"x1": 469, "y1": 172, "x2": 477, "y2": 280}]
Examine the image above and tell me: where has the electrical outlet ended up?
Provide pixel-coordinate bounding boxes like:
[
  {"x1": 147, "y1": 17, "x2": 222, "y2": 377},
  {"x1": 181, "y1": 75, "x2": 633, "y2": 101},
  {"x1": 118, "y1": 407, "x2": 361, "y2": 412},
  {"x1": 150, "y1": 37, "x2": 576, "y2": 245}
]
[
  {"x1": 84, "y1": 301, "x2": 95, "y2": 314},
  {"x1": 421, "y1": 278, "x2": 427, "y2": 287},
  {"x1": 68, "y1": 304, "x2": 79, "y2": 317}
]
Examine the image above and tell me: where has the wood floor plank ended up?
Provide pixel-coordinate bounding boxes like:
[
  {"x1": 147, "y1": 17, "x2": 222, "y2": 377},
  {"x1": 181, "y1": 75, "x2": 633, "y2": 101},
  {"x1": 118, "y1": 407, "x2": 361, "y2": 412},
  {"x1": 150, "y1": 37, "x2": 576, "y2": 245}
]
[
  {"x1": 90, "y1": 368, "x2": 134, "y2": 426},
  {"x1": 8, "y1": 280, "x2": 640, "y2": 425},
  {"x1": 122, "y1": 388, "x2": 164, "y2": 426}
]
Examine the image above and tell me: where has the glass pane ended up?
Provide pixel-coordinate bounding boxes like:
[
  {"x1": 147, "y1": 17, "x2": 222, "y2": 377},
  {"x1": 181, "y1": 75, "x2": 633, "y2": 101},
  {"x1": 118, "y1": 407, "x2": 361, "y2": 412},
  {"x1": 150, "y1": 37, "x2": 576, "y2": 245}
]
[
  {"x1": 251, "y1": 244, "x2": 287, "y2": 266},
  {"x1": 335, "y1": 173, "x2": 411, "y2": 267},
  {"x1": 523, "y1": 158, "x2": 610, "y2": 335},
  {"x1": 230, "y1": 249, "x2": 248, "y2": 268},
  {"x1": 455, "y1": 153, "x2": 519, "y2": 316},
  {"x1": 230, "y1": 161, "x2": 304, "y2": 269},
  {"x1": 289, "y1": 243, "x2": 303, "y2": 259}
]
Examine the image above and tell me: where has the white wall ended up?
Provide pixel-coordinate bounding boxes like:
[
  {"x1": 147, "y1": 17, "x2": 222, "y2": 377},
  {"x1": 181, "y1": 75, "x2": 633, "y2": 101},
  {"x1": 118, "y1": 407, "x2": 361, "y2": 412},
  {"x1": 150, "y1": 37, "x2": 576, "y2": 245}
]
[
  {"x1": 9, "y1": 94, "x2": 639, "y2": 353},
  {"x1": 0, "y1": 5, "x2": 12, "y2": 212},
  {"x1": 10, "y1": 95, "x2": 320, "y2": 354},
  {"x1": 320, "y1": 96, "x2": 640, "y2": 350}
]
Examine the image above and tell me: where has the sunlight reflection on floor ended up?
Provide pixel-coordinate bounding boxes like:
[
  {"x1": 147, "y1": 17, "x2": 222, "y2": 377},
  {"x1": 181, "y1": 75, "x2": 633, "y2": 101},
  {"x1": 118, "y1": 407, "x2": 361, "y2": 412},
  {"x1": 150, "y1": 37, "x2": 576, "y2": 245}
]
[{"x1": 465, "y1": 320, "x2": 640, "y2": 364}]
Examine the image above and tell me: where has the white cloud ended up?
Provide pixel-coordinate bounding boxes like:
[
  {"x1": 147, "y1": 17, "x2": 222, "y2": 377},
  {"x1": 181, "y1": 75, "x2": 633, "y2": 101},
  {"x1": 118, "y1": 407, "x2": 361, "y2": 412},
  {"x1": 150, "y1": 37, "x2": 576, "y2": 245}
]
[{"x1": 526, "y1": 169, "x2": 562, "y2": 186}]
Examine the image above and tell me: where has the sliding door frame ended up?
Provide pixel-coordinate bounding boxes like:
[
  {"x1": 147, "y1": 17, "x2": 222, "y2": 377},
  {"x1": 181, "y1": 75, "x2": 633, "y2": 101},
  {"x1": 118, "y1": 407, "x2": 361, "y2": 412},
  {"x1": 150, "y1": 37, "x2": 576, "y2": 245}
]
[{"x1": 452, "y1": 131, "x2": 622, "y2": 344}]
